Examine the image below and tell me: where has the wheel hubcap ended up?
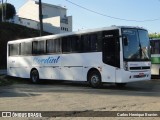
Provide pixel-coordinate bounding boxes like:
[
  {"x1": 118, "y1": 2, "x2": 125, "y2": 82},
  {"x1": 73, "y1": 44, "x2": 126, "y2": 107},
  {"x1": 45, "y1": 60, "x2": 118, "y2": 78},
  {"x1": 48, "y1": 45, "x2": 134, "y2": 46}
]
[
  {"x1": 32, "y1": 71, "x2": 38, "y2": 82},
  {"x1": 91, "y1": 75, "x2": 99, "y2": 84}
]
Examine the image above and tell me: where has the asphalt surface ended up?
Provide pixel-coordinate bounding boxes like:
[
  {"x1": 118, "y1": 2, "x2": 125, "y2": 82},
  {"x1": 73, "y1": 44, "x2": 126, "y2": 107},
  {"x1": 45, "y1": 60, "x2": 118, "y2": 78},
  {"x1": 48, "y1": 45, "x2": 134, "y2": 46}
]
[{"x1": 0, "y1": 78, "x2": 160, "y2": 120}]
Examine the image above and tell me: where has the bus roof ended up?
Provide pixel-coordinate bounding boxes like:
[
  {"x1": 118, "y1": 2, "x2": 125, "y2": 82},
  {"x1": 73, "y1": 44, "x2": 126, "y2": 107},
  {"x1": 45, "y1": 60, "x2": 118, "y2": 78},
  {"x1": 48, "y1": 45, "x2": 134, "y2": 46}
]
[{"x1": 8, "y1": 26, "x2": 147, "y2": 44}]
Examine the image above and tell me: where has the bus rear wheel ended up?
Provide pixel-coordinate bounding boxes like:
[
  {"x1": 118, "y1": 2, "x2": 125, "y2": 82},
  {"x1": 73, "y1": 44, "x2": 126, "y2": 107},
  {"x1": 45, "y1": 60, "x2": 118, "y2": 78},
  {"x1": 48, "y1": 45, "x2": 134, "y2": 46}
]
[
  {"x1": 30, "y1": 69, "x2": 40, "y2": 83},
  {"x1": 88, "y1": 71, "x2": 102, "y2": 88}
]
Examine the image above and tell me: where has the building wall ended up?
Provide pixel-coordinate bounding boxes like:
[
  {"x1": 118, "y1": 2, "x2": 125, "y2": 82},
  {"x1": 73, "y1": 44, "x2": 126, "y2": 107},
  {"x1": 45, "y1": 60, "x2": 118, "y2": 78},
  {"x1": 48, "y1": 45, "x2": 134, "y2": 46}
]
[
  {"x1": 43, "y1": 17, "x2": 61, "y2": 34},
  {"x1": 18, "y1": 0, "x2": 39, "y2": 21},
  {"x1": 17, "y1": 18, "x2": 39, "y2": 30},
  {"x1": 16, "y1": 0, "x2": 72, "y2": 34},
  {"x1": 23, "y1": 19, "x2": 38, "y2": 30},
  {"x1": 60, "y1": 16, "x2": 72, "y2": 33},
  {"x1": 42, "y1": 3, "x2": 67, "y2": 18}
]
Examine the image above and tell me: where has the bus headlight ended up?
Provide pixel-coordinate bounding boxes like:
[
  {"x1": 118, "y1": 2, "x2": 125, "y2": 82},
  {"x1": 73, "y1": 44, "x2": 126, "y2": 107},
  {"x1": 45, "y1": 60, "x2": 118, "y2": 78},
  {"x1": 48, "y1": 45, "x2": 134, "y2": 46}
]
[{"x1": 123, "y1": 62, "x2": 128, "y2": 71}]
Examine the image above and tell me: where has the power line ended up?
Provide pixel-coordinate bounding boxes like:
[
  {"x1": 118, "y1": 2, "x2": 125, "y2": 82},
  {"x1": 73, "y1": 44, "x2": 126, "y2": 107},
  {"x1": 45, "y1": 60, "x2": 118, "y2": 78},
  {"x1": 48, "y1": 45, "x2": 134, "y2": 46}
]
[{"x1": 65, "y1": 0, "x2": 160, "y2": 22}]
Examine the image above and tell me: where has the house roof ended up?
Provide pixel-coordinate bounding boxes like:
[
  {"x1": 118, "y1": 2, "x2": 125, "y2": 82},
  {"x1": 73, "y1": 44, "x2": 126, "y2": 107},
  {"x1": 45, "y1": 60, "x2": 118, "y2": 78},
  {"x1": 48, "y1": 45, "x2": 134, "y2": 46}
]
[
  {"x1": 35, "y1": 0, "x2": 67, "y2": 10},
  {"x1": 18, "y1": 17, "x2": 38, "y2": 22}
]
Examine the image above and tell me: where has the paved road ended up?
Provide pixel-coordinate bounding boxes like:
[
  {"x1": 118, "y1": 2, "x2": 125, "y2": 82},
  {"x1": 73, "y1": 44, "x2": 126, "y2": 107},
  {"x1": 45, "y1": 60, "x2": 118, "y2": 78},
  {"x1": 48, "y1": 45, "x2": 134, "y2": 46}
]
[{"x1": 0, "y1": 79, "x2": 160, "y2": 119}]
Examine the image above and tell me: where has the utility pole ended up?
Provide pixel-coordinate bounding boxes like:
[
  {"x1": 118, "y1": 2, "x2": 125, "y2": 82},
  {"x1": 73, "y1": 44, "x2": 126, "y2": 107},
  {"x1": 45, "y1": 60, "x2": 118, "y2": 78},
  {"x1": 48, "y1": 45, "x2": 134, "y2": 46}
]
[
  {"x1": 39, "y1": 0, "x2": 43, "y2": 36},
  {"x1": 1, "y1": 0, "x2": 4, "y2": 22},
  {"x1": 4, "y1": 0, "x2": 7, "y2": 22}
]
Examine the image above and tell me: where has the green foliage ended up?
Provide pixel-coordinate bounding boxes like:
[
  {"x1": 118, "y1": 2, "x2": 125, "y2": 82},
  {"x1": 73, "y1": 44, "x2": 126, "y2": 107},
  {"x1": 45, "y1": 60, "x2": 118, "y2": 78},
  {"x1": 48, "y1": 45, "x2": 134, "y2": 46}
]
[
  {"x1": 149, "y1": 33, "x2": 160, "y2": 39},
  {"x1": 0, "y1": 3, "x2": 16, "y2": 21}
]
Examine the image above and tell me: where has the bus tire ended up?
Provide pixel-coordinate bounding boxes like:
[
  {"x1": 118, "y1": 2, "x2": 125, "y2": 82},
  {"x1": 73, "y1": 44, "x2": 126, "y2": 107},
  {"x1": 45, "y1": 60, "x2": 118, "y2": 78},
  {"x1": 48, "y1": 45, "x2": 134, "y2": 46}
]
[
  {"x1": 30, "y1": 69, "x2": 40, "y2": 83},
  {"x1": 88, "y1": 70, "x2": 102, "y2": 88}
]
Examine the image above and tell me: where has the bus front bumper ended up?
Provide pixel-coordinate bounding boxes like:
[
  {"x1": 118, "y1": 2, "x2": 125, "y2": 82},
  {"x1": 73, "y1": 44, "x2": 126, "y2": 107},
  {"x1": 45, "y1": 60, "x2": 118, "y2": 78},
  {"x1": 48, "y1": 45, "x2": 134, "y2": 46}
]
[{"x1": 116, "y1": 70, "x2": 151, "y2": 83}]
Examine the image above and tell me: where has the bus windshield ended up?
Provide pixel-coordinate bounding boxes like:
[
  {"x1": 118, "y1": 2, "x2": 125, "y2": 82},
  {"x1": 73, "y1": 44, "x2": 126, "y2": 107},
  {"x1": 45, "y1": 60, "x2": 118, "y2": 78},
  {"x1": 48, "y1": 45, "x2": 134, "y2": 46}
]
[{"x1": 122, "y1": 29, "x2": 150, "y2": 61}]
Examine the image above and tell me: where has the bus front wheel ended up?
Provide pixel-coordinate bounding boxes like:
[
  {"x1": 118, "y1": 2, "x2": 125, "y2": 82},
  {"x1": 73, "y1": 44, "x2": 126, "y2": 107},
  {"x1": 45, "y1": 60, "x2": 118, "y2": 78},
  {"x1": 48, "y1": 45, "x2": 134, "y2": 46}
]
[
  {"x1": 30, "y1": 69, "x2": 40, "y2": 83},
  {"x1": 88, "y1": 71, "x2": 102, "y2": 88}
]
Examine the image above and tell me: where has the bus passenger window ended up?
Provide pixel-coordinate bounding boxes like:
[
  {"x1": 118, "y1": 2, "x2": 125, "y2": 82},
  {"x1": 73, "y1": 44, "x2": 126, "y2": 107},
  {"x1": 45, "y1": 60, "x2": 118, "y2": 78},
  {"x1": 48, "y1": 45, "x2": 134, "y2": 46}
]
[
  {"x1": 47, "y1": 39, "x2": 61, "y2": 53},
  {"x1": 9, "y1": 44, "x2": 20, "y2": 56},
  {"x1": 81, "y1": 33, "x2": 99, "y2": 52},
  {"x1": 62, "y1": 37, "x2": 71, "y2": 53},
  {"x1": 81, "y1": 34, "x2": 90, "y2": 52},
  {"x1": 90, "y1": 34, "x2": 98, "y2": 51},
  {"x1": 21, "y1": 42, "x2": 32, "y2": 55},
  {"x1": 71, "y1": 36, "x2": 81, "y2": 52},
  {"x1": 32, "y1": 41, "x2": 45, "y2": 55}
]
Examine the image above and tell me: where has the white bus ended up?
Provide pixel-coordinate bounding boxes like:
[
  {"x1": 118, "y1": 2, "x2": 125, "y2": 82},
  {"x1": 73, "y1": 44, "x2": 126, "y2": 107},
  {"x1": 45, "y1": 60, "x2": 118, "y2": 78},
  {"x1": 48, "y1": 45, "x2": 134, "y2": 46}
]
[
  {"x1": 150, "y1": 38, "x2": 160, "y2": 76},
  {"x1": 7, "y1": 26, "x2": 151, "y2": 88}
]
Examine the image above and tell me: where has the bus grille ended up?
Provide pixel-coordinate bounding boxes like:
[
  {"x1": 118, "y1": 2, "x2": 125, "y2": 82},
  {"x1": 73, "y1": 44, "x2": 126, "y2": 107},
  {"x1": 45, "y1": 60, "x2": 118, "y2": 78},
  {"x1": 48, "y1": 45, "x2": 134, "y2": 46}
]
[{"x1": 130, "y1": 66, "x2": 150, "y2": 70}]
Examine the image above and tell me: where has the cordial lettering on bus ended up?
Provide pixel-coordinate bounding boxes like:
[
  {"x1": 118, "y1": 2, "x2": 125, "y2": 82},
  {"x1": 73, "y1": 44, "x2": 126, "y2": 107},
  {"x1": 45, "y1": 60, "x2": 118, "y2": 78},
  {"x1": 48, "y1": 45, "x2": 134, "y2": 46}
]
[{"x1": 33, "y1": 56, "x2": 60, "y2": 64}]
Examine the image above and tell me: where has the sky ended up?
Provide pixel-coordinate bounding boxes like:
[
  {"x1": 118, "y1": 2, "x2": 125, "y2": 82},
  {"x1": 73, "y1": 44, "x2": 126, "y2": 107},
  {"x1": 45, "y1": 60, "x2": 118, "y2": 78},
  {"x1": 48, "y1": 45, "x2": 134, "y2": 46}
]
[{"x1": 6, "y1": 0, "x2": 160, "y2": 33}]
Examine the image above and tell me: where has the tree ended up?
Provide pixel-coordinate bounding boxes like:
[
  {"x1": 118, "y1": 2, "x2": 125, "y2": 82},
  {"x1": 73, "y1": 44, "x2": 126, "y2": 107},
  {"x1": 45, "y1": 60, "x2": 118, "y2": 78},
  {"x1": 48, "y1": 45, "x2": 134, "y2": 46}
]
[
  {"x1": 149, "y1": 33, "x2": 160, "y2": 39},
  {"x1": 0, "y1": 3, "x2": 16, "y2": 21}
]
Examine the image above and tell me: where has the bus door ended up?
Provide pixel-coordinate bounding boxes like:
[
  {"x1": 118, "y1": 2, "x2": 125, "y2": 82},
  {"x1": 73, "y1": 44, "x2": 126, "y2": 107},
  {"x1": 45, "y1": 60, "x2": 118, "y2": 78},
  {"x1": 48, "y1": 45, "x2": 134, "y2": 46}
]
[{"x1": 102, "y1": 30, "x2": 120, "y2": 82}]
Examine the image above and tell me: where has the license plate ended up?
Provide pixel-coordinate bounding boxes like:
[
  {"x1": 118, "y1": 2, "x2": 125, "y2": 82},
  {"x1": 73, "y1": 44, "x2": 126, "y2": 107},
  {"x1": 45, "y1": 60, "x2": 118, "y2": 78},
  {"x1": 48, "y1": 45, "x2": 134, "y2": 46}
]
[{"x1": 139, "y1": 73, "x2": 144, "y2": 77}]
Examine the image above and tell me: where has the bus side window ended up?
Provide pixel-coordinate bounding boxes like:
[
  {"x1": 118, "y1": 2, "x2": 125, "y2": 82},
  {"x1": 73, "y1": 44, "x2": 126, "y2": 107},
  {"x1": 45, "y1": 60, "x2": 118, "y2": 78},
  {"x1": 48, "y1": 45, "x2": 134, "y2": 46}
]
[
  {"x1": 9, "y1": 43, "x2": 20, "y2": 56},
  {"x1": 90, "y1": 34, "x2": 98, "y2": 52},
  {"x1": 81, "y1": 34, "x2": 90, "y2": 52},
  {"x1": 71, "y1": 35, "x2": 81, "y2": 53},
  {"x1": 62, "y1": 35, "x2": 82, "y2": 53},
  {"x1": 155, "y1": 40, "x2": 160, "y2": 54},
  {"x1": 32, "y1": 41, "x2": 46, "y2": 55},
  {"x1": 21, "y1": 42, "x2": 32, "y2": 55},
  {"x1": 46, "y1": 39, "x2": 61, "y2": 54},
  {"x1": 81, "y1": 33, "x2": 99, "y2": 52},
  {"x1": 62, "y1": 37, "x2": 71, "y2": 53},
  {"x1": 150, "y1": 41, "x2": 154, "y2": 54}
]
